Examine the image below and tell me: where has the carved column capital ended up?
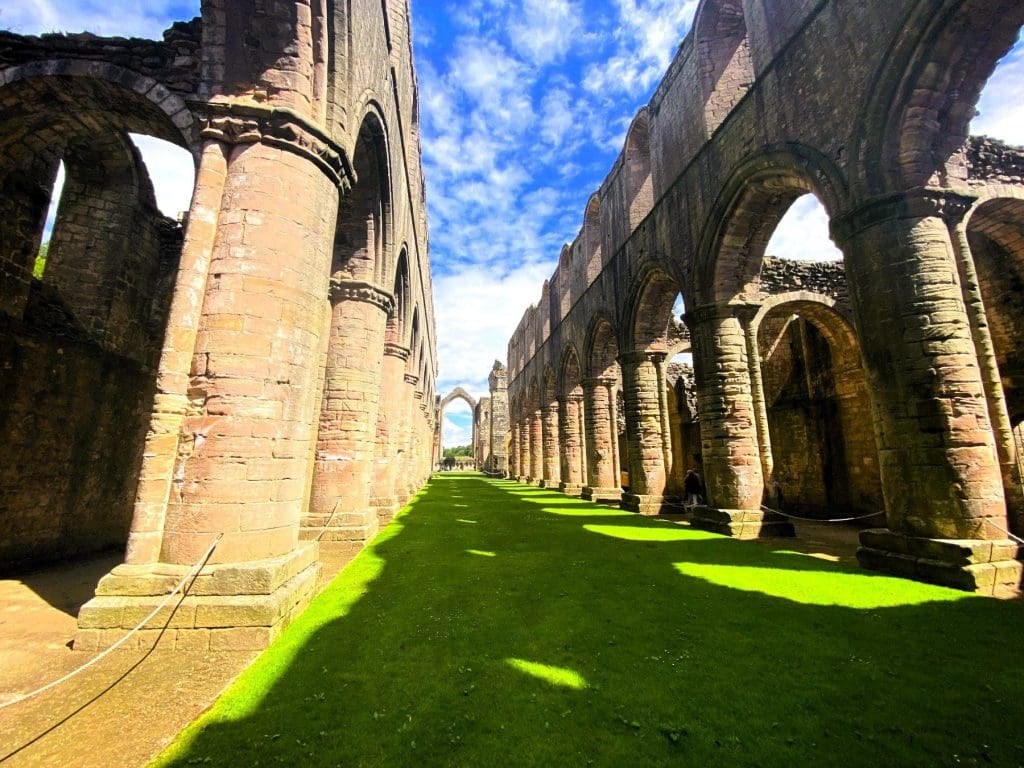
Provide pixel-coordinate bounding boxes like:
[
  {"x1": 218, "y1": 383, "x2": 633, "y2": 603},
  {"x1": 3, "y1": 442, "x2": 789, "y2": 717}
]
[
  {"x1": 582, "y1": 376, "x2": 617, "y2": 390},
  {"x1": 404, "y1": 373, "x2": 419, "y2": 386},
  {"x1": 830, "y1": 187, "x2": 978, "y2": 244},
  {"x1": 684, "y1": 302, "x2": 735, "y2": 328},
  {"x1": 195, "y1": 101, "x2": 354, "y2": 191},
  {"x1": 328, "y1": 279, "x2": 395, "y2": 314},
  {"x1": 618, "y1": 349, "x2": 668, "y2": 367},
  {"x1": 384, "y1": 342, "x2": 411, "y2": 361}
]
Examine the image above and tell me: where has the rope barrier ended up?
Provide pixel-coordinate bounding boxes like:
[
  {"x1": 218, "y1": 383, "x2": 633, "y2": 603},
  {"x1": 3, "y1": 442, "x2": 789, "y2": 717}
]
[
  {"x1": 983, "y1": 517, "x2": 1024, "y2": 546},
  {"x1": 759, "y1": 504, "x2": 885, "y2": 524},
  {"x1": 0, "y1": 533, "x2": 222, "y2": 712}
]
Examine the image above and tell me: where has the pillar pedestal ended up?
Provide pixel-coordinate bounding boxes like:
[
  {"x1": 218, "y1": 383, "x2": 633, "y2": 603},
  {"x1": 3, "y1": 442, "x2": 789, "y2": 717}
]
[
  {"x1": 620, "y1": 493, "x2": 665, "y2": 515},
  {"x1": 689, "y1": 507, "x2": 794, "y2": 539},
  {"x1": 559, "y1": 482, "x2": 584, "y2": 497},
  {"x1": 857, "y1": 529, "x2": 1021, "y2": 597},
  {"x1": 75, "y1": 542, "x2": 321, "y2": 651},
  {"x1": 582, "y1": 486, "x2": 622, "y2": 504}
]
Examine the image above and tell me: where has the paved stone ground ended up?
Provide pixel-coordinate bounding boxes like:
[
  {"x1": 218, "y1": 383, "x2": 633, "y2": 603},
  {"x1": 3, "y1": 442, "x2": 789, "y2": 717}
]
[{"x1": 0, "y1": 551, "x2": 354, "y2": 767}]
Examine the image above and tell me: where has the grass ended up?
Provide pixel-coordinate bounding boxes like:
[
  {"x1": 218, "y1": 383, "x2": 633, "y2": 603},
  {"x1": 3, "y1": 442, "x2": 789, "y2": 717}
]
[{"x1": 153, "y1": 473, "x2": 1024, "y2": 767}]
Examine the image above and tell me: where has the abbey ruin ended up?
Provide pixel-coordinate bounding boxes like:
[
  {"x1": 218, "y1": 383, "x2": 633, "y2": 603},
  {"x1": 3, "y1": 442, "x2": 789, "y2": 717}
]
[
  {"x1": 0, "y1": 1, "x2": 438, "y2": 649},
  {"x1": 504, "y1": 0, "x2": 1024, "y2": 595},
  {"x1": 1, "y1": 0, "x2": 1023, "y2": 666}
]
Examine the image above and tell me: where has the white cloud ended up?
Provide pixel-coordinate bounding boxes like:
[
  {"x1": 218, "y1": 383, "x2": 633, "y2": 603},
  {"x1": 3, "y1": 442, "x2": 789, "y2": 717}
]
[
  {"x1": 131, "y1": 134, "x2": 195, "y2": 218},
  {"x1": 583, "y1": 0, "x2": 697, "y2": 99},
  {"x1": 507, "y1": 0, "x2": 582, "y2": 66},
  {"x1": 442, "y1": 407, "x2": 474, "y2": 447},
  {"x1": 971, "y1": 32, "x2": 1024, "y2": 147},
  {"x1": 1, "y1": 1, "x2": 196, "y2": 38},
  {"x1": 434, "y1": 261, "x2": 555, "y2": 396},
  {"x1": 764, "y1": 194, "x2": 843, "y2": 262}
]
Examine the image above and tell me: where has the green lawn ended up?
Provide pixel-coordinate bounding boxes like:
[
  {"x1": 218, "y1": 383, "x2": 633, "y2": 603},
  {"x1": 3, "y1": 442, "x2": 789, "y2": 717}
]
[{"x1": 154, "y1": 474, "x2": 1024, "y2": 767}]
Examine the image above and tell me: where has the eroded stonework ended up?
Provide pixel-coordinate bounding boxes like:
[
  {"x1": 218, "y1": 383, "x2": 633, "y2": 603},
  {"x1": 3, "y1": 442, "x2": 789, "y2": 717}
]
[
  {"x1": 0, "y1": 1, "x2": 438, "y2": 647},
  {"x1": 505, "y1": 0, "x2": 1024, "y2": 596}
]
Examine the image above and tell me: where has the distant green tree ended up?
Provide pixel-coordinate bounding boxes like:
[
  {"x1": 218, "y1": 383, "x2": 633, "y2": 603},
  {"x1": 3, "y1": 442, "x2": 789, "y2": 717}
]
[
  {"x1": 443, "y1": 445, "x2": 472, "y2": 458},
  {"x1": 33, "y1": 242, "x2": 48, "y2": 279}
]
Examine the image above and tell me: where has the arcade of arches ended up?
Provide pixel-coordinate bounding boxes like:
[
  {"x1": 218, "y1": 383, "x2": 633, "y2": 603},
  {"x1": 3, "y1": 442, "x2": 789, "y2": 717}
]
[
  {"x1": 0, "y1": 3, "x2": 438, "y2": 649},
  {"x1": 506, "y1": 0, "x2": 1024, "y2": 596},
  {"x1": 1, "y1": 0, "x2": 1024, "y2": 663}
]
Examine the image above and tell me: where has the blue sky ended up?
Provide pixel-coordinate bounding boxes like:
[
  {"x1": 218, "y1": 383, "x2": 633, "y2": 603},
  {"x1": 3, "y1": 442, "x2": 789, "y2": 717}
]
[{"x1": 4, "y1": 2, "x2": 1022, "y2": 448}]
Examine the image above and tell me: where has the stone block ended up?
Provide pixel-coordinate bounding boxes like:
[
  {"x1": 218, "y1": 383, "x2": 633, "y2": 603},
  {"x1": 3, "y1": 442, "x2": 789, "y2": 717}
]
[{"x1": 856, "y1": 530, "x2": 1022, "y2": 596}]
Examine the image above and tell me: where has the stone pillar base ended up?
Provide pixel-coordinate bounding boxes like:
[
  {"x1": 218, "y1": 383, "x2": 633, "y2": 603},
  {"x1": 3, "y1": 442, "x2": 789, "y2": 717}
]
[
  {"x1": 690, "y1": 507, "x2": 795, "y2": 539},
  {"x1": 857, "y1": 529, "x2": 1022, "y2": 596},
  {"x1": 621, "y1": 493, "x2": 665, "y2": 515},
  {"x1": 74, "y1": 543, "x2": 321, "y2": 652},
  {"x1": 371, "y1": 496, "x2": 399, "y2": 527},
  {"x1": 527, "y1": 477, "x2": 543, "y2": 487},
  {"x1": 558, "y1": 482, "x2": 583, "y2": 497},
  {"x1": 582, "y1": 486, "x2": 622, "y2": 504},
  {"x1": 516, "y1": 475, "x2": 529, "y2": 484}
]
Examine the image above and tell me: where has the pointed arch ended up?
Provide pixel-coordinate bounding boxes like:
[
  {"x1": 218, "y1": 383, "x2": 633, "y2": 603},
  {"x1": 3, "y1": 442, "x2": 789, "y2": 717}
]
[
  {"x1": 693, "y1": 0, "x2": 754, "y2": 137},
  {"x1": 624, "y1": 109, "x2": 653, "y2": 229}
]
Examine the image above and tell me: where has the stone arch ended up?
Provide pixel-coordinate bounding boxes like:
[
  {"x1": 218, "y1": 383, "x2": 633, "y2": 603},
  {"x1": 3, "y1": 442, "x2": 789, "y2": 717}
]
[
  {"x1": 560, "y1": 344, "x2": 584, "y2": 399},
  {"x1": 694, "y1": 145, "x2": 848, "y2": 306},
  {"x1": 439, "y1": 387, "x2": 478, "y2": 414},
  {"x1": 624, "y1": 109, "x2": 653, "y2": 229},
  {"x1": 585, "y1": 314, "x2": 620, "y2": 379},
  {"x1": 407, "y1": 304, "x2": 420, "y2": 365},
  {"x1": 628, "y1": 267, "x2": 684, "y2": 353},
  {"x1": 334, "y1": 106, "x2": 392, "y2": 284},
  {"x1": 693, "y1": 0, "x2": 754, "y2": 137},
  {"x1": 542, "y1": 365, "x2": 558, "y2": 409},
  {"x1": 751, "y1": 295, "x2": 882, "y2": 518},
  {"x1": 584, "y1": 194, "x2": 603, "y2": 284},
  {"x1": 964, "y1": 197, "x2": 1024, "y2": 443},
  {"x1": 558, "y1": 245, "x2": 573, "y2": 320},
  {"x1": 0, "y1": 64, "x2": 198, "y2": 568},
  {"x1": 857, "y1": 0, "x2": 1024, "y2": 192},
  {"x1": 387, "y1": 247, "x2": 411, "y2": 346}
]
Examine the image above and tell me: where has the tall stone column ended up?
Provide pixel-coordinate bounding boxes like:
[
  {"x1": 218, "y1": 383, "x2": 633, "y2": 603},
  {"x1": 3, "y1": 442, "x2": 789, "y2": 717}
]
[
  {"x1": 371, "y1": 342, "x2": 409, "y2": 525},
  {"x1": 582, "y1": 377, "x2": 621, "y2": 502},
  {"x1": 559, "y1": 394, "x2": 585, "y2": 495},
  {"x1": 529, "y1": 410, "x2": 544, "y2": 485},
  {"x1": 518, "y1": 414, "x2": 531, "y2": 483},
  {"x1": 686, "y1": 304, "x2": 791, "y2": 538},
  {"x1": 508, "y1": 420, "x2": 519, "y2": 478},
  {"x1": 739, "y1": 306, "x2": 774, "y2": 490},
  {"x1": 619, "y1": 351, "x2": 668, "y2": 514},
  {"x1": 949, "y1": 220, "x2": 1024, "y2": 533},
  {"x1": 832, "y1": 189, "x2": 1020, "y2": 594},
  {"x1": 541, "y1": 404, "x2": 561, "y2": 487},
  {"x1": 576, "y1": 394, "x2": 589, "y2": 488},
  {"x1": 488, "y1": 362, "x2": 509, "y2": 476},
  {"x1": 78, "y1": 130, "x2": 347, "y2": 650},
  {"x1": 306, "y1": 281, "x2": 393, "y2": 559},
  {"x1": 123, "y1": 139, "x2": 229, "y2": 566},
  {"x1": 396, "y1": 372, "x2": 418, "y2": 505}
]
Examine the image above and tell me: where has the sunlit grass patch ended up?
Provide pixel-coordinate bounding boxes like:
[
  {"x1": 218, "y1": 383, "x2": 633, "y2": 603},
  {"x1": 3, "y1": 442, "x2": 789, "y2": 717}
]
[
  {"x1": 672, "y1": 561, "x2": 970, "y2": 608},
  {"x1": 506, "y1": 658, "x2": 588, "y2": 690},
  {"x1": 584, "y1": 524, "x2": 719, "y2": 542},
  {"x1": 154, "y1": 475, "x2": 1024, "y2": 768}
]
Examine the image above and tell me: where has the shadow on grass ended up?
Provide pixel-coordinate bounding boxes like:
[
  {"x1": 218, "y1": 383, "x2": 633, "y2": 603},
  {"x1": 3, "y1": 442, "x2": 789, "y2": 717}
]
[{"x1": 153, "y1": 475, "x2": 1024, "y2": 768}]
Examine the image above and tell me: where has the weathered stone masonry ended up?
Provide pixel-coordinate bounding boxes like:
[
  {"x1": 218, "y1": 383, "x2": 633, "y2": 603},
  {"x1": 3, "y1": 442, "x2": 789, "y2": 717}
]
[
  {"x1": 507, "y1": 0, "x2": 1024, "y2": 595},
  {"x1": 0, "y1": 0, "x2": 438, "y2": 649}
]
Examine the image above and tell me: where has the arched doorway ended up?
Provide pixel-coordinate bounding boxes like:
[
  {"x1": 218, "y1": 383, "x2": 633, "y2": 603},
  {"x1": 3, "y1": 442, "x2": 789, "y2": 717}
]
[{"x1": 0, "y1": 68, "x2": 197, "y2": 569}]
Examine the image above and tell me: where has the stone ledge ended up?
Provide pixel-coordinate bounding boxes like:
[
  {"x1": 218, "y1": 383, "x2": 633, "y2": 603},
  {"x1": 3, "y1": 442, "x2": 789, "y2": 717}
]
[
  {"x1": 857, "y1": 529, "x2": 1022, "y2": 597},
  {"x1": 74, "y1": 547, "x2": 321, "y2": 651},
  {"x1": 689, "y1": 507, "x2": 795, "y2": 539},
  {"x1": 95, "y1": 542, "x2": 318, "y2": 597}
]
